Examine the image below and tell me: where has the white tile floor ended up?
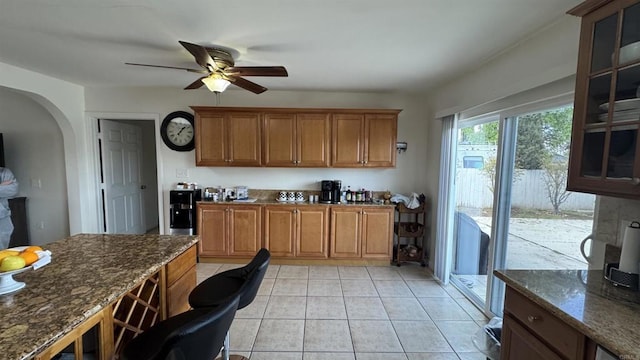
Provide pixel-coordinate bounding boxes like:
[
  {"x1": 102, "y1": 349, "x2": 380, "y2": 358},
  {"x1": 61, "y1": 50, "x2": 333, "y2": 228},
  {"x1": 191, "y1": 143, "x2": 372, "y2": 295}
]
[{"x1": 197, "y1": 262, "x2": 490, "y2": 360}]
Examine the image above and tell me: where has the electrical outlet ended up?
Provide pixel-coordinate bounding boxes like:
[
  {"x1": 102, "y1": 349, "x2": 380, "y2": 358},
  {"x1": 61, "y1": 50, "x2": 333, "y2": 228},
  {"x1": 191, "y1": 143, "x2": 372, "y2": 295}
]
[
  {"x1": 176, "y1": 169, "x2": 189, "y2": 178},
  {"x1": 31, "y1": 178, "x2": 41, "y2": 188},
  {"x1": 38, "y1": 221, "x2": 45, "y2": 229}
]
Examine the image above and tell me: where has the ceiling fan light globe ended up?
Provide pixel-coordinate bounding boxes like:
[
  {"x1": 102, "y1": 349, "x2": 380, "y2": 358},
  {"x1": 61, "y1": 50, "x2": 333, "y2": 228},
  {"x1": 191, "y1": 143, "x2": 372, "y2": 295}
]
[{"x1": 202, "y1": 76, "x2": 231, "y2": 92}]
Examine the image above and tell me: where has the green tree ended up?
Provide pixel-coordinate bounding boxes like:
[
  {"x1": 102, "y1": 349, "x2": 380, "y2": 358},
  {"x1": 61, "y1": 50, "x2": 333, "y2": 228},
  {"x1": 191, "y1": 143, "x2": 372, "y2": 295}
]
[
  {"x1": 515, "y1": 114, "x2": 548, "y2": 169},
  {"x1": 542, "y1": 159, "x2": 572, "y2": 214},
  {"x1": 460, "y1": 122, "x2": 499, "y2": 145}
]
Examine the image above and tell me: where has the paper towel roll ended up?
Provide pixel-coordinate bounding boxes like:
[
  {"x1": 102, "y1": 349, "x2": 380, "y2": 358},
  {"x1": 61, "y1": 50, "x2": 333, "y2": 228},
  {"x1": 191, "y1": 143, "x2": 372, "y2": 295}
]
[{"x1": 619, "y1": 221, "x2": 640, "y2": 274}]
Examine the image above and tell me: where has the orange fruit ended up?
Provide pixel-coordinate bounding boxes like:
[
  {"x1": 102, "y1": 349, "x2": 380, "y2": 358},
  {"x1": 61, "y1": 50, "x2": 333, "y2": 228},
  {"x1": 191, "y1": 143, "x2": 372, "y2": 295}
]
[
  {"x1": 19, "y1": 251, "x2": 39, "y2": 266},
  {"x1": 24, "y1": 246, "x2": 43, "y2": 253}
]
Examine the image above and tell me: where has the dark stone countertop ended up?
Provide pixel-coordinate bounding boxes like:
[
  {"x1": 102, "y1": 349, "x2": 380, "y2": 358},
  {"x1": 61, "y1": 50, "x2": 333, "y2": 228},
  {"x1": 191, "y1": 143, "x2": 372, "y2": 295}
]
[{"x1": 0, "y1": 233, "x2": 198, "y2": 360}]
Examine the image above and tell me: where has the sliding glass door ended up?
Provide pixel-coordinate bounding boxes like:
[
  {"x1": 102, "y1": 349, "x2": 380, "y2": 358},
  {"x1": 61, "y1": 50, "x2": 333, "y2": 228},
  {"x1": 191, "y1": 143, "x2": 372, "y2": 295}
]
[
  {"x1": 446, "y1": 101, "x2": 596, "y2": 315},
  {"x1": 449, "y1": 116, "x2": 499, "y2": 304}
]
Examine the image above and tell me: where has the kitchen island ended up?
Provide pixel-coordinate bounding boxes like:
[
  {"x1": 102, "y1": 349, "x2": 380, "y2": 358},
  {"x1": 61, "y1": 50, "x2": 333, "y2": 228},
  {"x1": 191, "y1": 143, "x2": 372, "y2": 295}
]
[
  {"x1": 495, "y1": 269, "x2": 640, "y2": 359},
  {"x1": 0, "y1": 233, "x2": 198, "y2": 360}
]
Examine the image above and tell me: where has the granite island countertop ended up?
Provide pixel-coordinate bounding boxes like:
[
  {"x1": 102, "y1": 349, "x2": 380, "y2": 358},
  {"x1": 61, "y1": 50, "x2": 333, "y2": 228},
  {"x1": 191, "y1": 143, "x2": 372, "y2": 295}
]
[
  {"x1": 495, "y1": 269, "x2": 640, "y2": 359},
  {"x1": 0, "y1": 233, "x2": 198, "y2": 360}
]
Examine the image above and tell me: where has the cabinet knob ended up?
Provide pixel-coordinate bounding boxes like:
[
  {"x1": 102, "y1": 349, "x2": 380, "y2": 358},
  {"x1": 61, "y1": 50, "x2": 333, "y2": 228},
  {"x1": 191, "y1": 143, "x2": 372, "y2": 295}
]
[
  {"x1": 527, "y1": 315, "x2": 540, "y2": 323},
  {"x1": 364, "y1": 160, "x2": 368, "y2": 164},
  {"x1": 633, "y1": 177, "x2": 640, "y2": 185}
]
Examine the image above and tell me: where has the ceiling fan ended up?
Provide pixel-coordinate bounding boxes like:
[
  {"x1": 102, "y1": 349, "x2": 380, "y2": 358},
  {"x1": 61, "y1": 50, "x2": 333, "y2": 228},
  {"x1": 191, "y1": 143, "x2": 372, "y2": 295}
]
[{"x1": 126, "y1": 41, "x2": 288, "y2": 94}]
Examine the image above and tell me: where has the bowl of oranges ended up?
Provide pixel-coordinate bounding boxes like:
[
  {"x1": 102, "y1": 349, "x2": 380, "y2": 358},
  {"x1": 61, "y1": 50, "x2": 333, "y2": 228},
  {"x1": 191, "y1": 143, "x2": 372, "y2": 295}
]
[{"x1": 0, "y1": 246, "x2": 51, "y2": 295}]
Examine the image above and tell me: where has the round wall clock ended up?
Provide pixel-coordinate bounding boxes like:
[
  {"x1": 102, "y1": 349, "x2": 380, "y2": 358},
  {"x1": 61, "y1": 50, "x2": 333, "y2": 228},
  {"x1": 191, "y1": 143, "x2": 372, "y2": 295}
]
[{"x1": 160, "y1": 111, "x2": 195, "y2": 151}]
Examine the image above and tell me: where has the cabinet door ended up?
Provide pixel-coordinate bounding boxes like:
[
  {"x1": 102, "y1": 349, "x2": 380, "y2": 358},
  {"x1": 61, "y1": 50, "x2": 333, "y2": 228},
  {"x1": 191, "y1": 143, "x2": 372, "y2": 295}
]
[
  {"x1": 228, "y1": 205, "x2": 262, "y2": 256},
  {"x1": 198, "y1": 204, "x2": 228, "y2": 256},
  {"x1": 364, "y1": 114, "x2": 397, "y2": 167},
  {"x1": 227, "y1": 112, "x2": 262, "y2": 166},
  {"x1": 264, "y1": 113, "x2": 296, "y2": 167},
  {"x1": 330, "y1": 207, "x2": 362, "y2": 258},
  {"x1": 166, "y1": 265, "x2": 196, "y2": 317},
  {"x1": 501, "y1": 315, "x2": 563, "y2": 360},
  {"x1": 195, "y1": 112, "x2": 227, "y2": 166},
  {"x1": 362, "y1": 207, "x2": 393, "y2": 259},
  {"x1": 264, "y1": 205, "x2": 296, "y2": 257},
  {"x1": 297, "y1": 206, "x2": 329, "y2": 258},
  {"x1": 567, "y1": 1, "x2": 640, "y2": 197},
  {"x1": 297, "y1": 113, "x2": 330, "y2": 167},
  {"x1": 332, "y1": 114, "x2": 364, "y2": 167}
]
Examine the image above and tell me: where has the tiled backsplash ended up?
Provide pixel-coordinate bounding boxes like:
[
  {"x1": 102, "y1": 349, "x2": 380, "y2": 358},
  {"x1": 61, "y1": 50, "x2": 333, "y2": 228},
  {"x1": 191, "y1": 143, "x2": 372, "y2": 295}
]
[{"x1": 594, "y1": 196, "x2": 640, "y2": 246}]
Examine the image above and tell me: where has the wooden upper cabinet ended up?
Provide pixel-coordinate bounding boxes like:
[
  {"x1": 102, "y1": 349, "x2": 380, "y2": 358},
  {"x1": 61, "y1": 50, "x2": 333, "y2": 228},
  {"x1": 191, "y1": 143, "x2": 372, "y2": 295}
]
[
  {"x1": 297, "y1": 113, "x2": 331, "y2": 167},
  {"x1": 567, "y1": 0, "x2": 640, "y2": 198},
  {"x1": 332, "y1": 114, "x2": 365, "y2": 167},
  {"x1": 227, "y1": 112, "x2": 262, "y2": 166},
  {"x1": 264, "y1": 113, "x2": 296, "y2": 167},
  {"x1": 365, "y1": 114, "x2": 397, "y2": 167},
  {"x1": 263, "y1": 112, "x2": 330, "y2": 167},
  {"x1": 194, "y1": 108, "x2": 261, "y2": 166},
  {"x1": 195, "y1": 112, "x2": 226, "y2": 166},
  {"x1": 194, "y1": 107, "x2": 398, "y2": 168},
  {"x1": 332, "y1": 112, "x2": 398, "y2": 167}
]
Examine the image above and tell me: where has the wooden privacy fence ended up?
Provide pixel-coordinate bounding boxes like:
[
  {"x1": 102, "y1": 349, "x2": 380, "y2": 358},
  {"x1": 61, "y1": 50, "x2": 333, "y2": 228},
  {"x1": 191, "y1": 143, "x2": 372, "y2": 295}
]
[{"x1": 455, "y1": 168, "x2": 596, "y2": 210}]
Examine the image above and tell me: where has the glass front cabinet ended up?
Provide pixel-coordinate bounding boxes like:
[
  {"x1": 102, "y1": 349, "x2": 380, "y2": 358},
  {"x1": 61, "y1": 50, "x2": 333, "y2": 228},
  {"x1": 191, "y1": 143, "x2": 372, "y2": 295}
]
[{"x1": 568, "y1": 0, "x2": 640, "y2": 198}]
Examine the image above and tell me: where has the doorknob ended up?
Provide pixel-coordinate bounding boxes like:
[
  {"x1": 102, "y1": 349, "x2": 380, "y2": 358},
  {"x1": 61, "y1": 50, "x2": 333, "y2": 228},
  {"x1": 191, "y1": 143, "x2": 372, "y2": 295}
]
[{"x1": 140, "y1": 185, "x2": 147, "y2": 189}]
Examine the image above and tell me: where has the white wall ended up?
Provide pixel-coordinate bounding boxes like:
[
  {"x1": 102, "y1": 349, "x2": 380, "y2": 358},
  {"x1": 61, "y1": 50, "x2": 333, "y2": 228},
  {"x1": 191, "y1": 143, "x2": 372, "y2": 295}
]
[
  {"x1": 0, "y1": 62, "x2": 89, "y2": 234},
  {"x1": 85, "y1": 87, "x2": 431, "y2": 234},
  {"x1": 0, "y1": 87, "x2": 70, "y2": 245}
]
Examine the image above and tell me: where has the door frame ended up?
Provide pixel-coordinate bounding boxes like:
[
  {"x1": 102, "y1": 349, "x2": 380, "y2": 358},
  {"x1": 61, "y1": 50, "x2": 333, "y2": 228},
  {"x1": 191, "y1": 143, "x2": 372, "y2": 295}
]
[{"x1": 86, "y1": 112, "x2": 165, "y2": 234}]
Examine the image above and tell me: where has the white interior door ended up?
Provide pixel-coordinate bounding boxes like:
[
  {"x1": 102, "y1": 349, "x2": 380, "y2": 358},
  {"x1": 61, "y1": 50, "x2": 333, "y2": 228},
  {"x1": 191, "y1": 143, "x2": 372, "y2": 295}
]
[{"x1": 100, "y1": 120, "x2": 145, "y2": 234}]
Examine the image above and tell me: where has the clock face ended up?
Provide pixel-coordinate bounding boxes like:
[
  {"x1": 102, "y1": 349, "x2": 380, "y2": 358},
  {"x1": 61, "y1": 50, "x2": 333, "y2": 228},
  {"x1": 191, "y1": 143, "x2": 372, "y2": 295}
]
[
  {"x1": 166, "y1": 118, "x2": 194, "y2": 146},
  {"x1": 161, "y1": 111, "x2": 195, "y2": 151}
]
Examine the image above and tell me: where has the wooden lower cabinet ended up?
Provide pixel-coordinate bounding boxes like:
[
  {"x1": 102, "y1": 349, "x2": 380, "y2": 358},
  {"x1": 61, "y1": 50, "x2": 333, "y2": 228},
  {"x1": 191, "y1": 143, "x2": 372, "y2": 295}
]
[
  {"x1": 197, "y1": 203, "x2": 262, "y2": 257},
  {"x1": 502, "y1": 286, "x2": 586, "y2": 360},
  {"x1": 330, "y1": 206, "x2": 393, "y2": 260},
  {"x1": 264, "y1": 205, "x2": 329, "y2": 258},
  {"x1": 165, "y1": 245, "x2": 197, "y2": 317}
]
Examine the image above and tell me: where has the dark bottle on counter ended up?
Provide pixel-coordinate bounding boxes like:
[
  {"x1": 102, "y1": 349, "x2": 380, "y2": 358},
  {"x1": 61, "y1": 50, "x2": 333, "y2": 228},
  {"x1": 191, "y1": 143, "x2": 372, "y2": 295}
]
[
  {"x1": 346, "y1": 186, "x2": 352, "y2": 202},
  {"x1": 355, "y1": 188, "x2": 363, "y2": 202}
]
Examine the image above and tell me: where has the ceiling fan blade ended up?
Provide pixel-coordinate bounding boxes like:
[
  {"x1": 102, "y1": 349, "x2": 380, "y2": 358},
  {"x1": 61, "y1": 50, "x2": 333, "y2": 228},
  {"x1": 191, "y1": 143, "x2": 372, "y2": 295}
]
[
  {"x1": 224, "y1": 66, "x2": 288, "y2": 77},
  {"x1": 184, "y1": 77, "x2": 205, "y2": 90},
  {"x1": 125, "y1": 62, "x2": 208, "y2": 74},
  {"x1": 230, "y1": 76, "x2": 267, "y2": 94},
  {"x1": 179, "y1": 41, "x2": 217, "y2": 71}
]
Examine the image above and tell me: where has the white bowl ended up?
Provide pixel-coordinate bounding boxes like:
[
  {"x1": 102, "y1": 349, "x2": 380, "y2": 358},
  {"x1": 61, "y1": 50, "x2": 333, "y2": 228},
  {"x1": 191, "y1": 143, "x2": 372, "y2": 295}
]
[{"x1": 620, "y1": 41, "x2": 640, "y2": 64}]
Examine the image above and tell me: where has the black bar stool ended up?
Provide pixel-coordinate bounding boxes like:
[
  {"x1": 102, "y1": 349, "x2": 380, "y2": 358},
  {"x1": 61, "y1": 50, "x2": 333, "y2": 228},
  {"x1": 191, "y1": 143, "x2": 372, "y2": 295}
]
[
  {"x1": 120, "y1": 295, "x2": 239, "y2": 360},
  {"x1": 189, "y1": 248, "x2": 271, "y2": 360}
]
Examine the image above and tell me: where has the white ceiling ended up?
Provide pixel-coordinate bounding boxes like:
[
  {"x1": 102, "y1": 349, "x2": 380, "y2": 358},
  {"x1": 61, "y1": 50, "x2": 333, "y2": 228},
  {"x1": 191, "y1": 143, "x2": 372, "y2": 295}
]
[{"x1": 0, "y1": 0, "x2": 581, "y2": 94}]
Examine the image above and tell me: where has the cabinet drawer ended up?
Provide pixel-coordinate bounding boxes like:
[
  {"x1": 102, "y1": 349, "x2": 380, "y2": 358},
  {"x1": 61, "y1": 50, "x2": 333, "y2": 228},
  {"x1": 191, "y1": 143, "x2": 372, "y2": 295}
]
[
  {"x1": 505, "y1": 287, "x2": 584, "y2": 359},
  {"x1": 167, "y1": 245, "x2": 197, "y2": 285}
]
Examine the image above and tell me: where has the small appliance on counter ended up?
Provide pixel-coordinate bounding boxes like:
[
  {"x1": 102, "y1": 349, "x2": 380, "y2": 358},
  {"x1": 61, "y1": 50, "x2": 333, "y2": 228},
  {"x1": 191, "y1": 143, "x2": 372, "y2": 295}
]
[
  {"x1": 169, "y1": 188, "x2": 201, "y2": 235},
  {"x1": 320, "y1": 180, "x2": 334, "y2": 203},
  {"x1": 604, "y1": 221, "x2": 640, "y2": 290},
  {"x1": 332, "y1": 180, "x2": 342, "y2": 204},
  {"x1": 236, "y1": 186, "x2": 249, "y2": 200}
]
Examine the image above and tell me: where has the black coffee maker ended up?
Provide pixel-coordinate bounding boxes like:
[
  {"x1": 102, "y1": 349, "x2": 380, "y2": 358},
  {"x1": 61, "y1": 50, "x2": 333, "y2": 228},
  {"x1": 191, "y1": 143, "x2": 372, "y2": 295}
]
[
  {"x1": 320, "y1": 180, "x2": 333, "y2": 203},
  {"x1": 332, "y1": 180, "x2": 342, "y2": 204}
]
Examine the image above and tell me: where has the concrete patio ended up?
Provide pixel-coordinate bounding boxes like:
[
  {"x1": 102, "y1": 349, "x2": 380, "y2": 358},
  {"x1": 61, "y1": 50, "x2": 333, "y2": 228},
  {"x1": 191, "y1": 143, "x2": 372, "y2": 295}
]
[{"x1": 452, "y1": 215, "x2": 593, "y2": 301}]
